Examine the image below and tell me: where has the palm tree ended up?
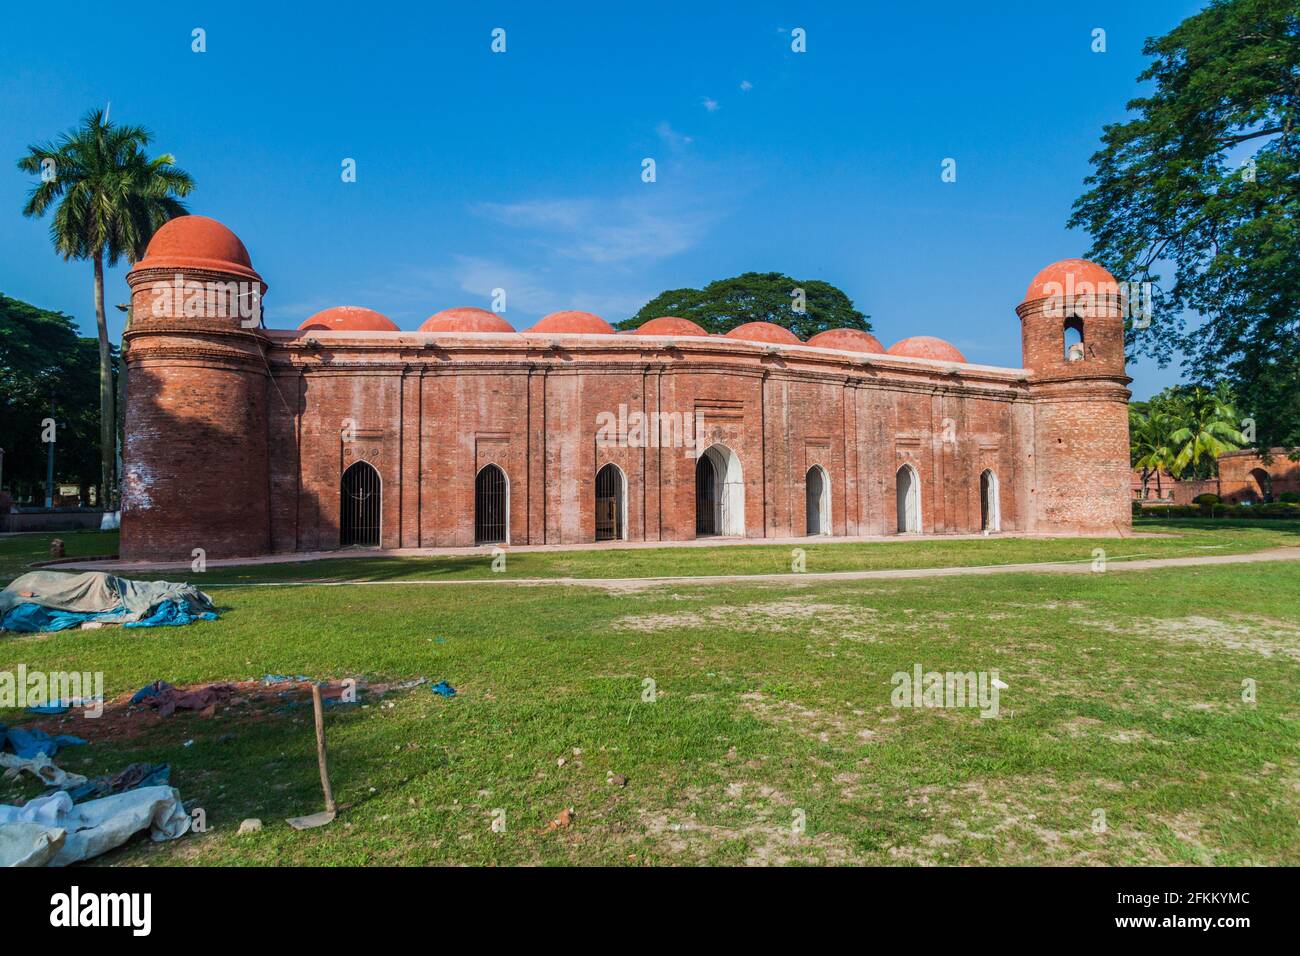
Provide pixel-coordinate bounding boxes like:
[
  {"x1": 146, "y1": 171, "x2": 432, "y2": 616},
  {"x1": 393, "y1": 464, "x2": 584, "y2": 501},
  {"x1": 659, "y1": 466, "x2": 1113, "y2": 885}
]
[
  {"x1": 1168, "y1": 386, "x2": 1246, "y2": 479},
  {"x1": 17, "y1": 109, "x2": 194, "y2": 509},
  {"x1": 1130, "y1": 406, "x2": 1177, "y2": 499}
]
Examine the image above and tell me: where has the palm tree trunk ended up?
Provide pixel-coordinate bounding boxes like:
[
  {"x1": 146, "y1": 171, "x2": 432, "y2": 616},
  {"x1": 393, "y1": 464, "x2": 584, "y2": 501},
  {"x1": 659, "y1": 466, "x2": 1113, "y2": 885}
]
[{"x1": 93, "y1": 250, "x2": 115, "y2": 510}]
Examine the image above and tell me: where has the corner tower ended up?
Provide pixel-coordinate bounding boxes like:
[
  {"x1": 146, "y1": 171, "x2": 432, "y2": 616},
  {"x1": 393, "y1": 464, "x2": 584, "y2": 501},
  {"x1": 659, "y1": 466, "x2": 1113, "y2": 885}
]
[
  {"x1": 1017, "y1": 258, "x2": 1132, "y2": 533},
  {"x1": 121, "y1": 215, "x2": 272, "y2": 559}
]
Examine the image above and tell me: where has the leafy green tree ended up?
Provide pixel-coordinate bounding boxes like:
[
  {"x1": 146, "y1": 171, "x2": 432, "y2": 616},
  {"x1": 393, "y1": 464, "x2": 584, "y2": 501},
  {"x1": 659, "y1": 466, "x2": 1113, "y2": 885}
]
[
  {"x1": 16, "y1": 109, "x2": 194, "y2": 507},
  {"x1": 1070, "y1": 0, "x2": 1299, "y2": 453},
  {"x1": 617, "y1": 272, "x2": 871, "y2": 338},
  {"x1": 0, "y1": 293, "x2": 108, "y2": 504}
]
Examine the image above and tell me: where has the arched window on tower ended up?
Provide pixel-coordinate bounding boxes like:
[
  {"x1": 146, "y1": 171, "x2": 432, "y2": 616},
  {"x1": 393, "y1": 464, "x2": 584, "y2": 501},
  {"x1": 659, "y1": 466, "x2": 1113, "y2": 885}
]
[{"x1": 1063, "y1": 316, "x2": 1085, "y2": 362}]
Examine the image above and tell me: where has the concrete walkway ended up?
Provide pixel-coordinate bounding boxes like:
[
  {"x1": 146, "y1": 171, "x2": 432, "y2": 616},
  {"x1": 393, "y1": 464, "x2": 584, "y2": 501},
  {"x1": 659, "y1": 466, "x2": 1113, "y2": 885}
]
[
  {"x1": 53, "y1": 528, "x2": 1174, "y2": 575},
  {"x1": 131, "y1": 544, "x2": 1300, "y2": 592}
]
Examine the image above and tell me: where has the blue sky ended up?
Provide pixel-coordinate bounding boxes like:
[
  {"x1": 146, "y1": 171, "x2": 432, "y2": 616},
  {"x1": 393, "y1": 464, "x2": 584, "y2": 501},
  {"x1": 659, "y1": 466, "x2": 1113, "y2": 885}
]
[{"x1": 1, "y1": 0, "x2": 1206, "y2": 398}]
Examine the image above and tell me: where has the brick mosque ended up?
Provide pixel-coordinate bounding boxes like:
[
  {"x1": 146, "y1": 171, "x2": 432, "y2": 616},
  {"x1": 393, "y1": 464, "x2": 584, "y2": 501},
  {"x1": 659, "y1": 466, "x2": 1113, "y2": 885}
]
[{"x1": 119, "y1": 215, "x2": 1133, "y2": 560}]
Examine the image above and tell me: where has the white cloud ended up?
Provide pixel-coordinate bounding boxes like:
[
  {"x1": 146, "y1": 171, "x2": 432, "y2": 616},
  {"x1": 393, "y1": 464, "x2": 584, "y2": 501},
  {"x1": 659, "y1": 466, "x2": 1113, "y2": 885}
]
[
  {"x1": 702, "y1": 97, "x2": 720, "y2": 112},
  {"x1": 655, "y1": 121, "x2": 693, "y2": 151},
  {"x1": 473, "y1": 195, "x2": 717, "y2": 266},
  {"x1": 448, "y1": 255, "x2": 651, "y2": 324},
  {"x1": 739, "y1": 80, "x2": 753, "y2": 91}
]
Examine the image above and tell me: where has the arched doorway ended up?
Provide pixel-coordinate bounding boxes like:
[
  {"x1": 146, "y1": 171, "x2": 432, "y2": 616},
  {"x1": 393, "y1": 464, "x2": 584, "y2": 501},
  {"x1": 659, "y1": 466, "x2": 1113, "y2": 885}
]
[
  {"x1": 340, "y1": 461, "x2": 380, "y2": 547},
  {"x1": 979, "y1": 469, "x2": 1001, "y2": 532},
  {"x1": 695, "y1": 455, "x2": 717, "y2": 536},
  {"x1": 896, "y1": 464, "x2": 921, "y2": 534},
  {"x1": 595, "y1": 463, "x2": 626, "y2": 541},
  {"x1": 805, "y1": 465, "x2": 830, "y2": 535},
  {"x1": 1249, "y1": 468, "x2": 1272, "y2": 502},
  {"x1": 475, "y1": 464, "x2": 509, "y2": 544},
  {"x1": 696, "y1": 444, "x2": 744, "y2": 537}
]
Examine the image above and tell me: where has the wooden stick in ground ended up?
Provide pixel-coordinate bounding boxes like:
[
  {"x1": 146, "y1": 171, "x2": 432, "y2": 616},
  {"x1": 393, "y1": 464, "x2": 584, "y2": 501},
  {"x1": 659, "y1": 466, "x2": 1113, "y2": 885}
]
[{"x1": 311, "y1": 683, "x2": 336, "y2": 815}]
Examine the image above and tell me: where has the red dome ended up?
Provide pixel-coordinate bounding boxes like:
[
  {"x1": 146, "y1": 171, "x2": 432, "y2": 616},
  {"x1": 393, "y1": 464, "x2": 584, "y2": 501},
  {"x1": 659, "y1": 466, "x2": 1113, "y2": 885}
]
[
  {"x1": 634, "y1": 316, "x2": 708, "y2": 337},
  {"x1": 724, "y1": 322, "x2": 801, "y2": 345},
  {"x1": 806, "y1": 328, "x2": 885, "y2": 354},
  {"x1": 887, "y1": 336, "x2": 967, "y2": 363},
  {"x1": 130, "y1": 215, "x2": 262, "y2": 283},
  {"x1": 530, "y1": 311, "x2": 615, "y2": 335},
  {"x1": 420, "y1": 307, "x2": 514, "y2": 333},
  {"x1": 298, "y1": 306, "x2": 398, "y2": 332},
  {"x1": 1024, "y1": 258, "x2": 1118, "y2": 303}
]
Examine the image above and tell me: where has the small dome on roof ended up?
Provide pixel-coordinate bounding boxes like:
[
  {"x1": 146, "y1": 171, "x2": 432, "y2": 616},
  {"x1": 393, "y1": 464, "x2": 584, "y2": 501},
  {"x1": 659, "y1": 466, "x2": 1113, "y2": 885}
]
[
  {"x1": 130, "y1": 215, "x2": 262, "y2": 283},
  {"x1": 887, "y1": 336, "x2": 967, "y2": 363},
  {"x1": 1024, "y1": 258, "x2": 1118, "y2": 303},
  {"x1": 530, "y1": 311, "x2": 615, "y2": 335},
  {"x1": 298, "y1": 306, "x2": 398, "y2": 332},
  {"x1": 806, "y1": 328, "x2": 885, "y2": 354},
  {"x1": 420, "y1": 307, "x2": 514, "y2": 333},
  {"x1": 634, "y1": 316, "x2": 708, "y2": 337},
  {"x1": 724, "y1": 322, "x2": 801, "y2": 345}
]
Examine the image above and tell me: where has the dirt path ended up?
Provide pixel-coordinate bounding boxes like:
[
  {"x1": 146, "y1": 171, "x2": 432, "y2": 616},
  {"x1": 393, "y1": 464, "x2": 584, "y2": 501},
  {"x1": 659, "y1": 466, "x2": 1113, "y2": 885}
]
[{"x1": 189, "y1": 545, "x2": 1300, "y2": 592}]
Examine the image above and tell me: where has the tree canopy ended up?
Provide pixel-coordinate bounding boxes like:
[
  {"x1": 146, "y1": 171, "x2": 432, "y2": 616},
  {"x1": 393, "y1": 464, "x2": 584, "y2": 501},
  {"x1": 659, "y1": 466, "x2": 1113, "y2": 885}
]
[
  {"x1": 0, "y1": 292, "x2": 108, "y2": 504},
  {"x1": 617, "y1": 272, "x2": 871, "y2": 338},
  {"x1": 1070, "y1": 0, "x2": 1299, "y2": 453}
]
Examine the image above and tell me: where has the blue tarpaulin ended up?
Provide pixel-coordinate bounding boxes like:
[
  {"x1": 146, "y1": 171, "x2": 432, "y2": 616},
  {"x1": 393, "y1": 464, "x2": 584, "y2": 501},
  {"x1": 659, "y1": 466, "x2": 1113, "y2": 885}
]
[
  {"x1": 0, "y1": 725, "x2": 87, "y2": 759},
  {"x1": 0, "y1": 603, "x2": 126, "y2": 633},
  {"x1": 123, "y1": 600, "x2": 218, "y2": 629},
  {"x1": 0, "y1": 571, "x2": 218, "y2": 633}
]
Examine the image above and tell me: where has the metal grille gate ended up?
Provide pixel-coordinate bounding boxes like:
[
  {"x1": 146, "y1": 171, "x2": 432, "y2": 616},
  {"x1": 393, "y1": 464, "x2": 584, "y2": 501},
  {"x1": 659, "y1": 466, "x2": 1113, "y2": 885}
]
[
  {"x1": 340, "y1": 461, "x2": 380, "y2": 547},
  {"x1": 475, "y1": 465, "x2": 507, "y2": 544},
  {"x1": 695, "y1": 454, "x2": 717, "y2": 536},
  {"x1": 595, "y1": 464, "x2": 622, "y2": 541}
]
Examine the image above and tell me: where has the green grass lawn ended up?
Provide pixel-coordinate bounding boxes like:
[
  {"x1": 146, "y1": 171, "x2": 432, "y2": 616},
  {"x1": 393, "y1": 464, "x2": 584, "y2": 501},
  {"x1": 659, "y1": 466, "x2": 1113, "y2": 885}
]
[{"x1": 1, "y1": 523, "x2": 1297, "y2": 865}]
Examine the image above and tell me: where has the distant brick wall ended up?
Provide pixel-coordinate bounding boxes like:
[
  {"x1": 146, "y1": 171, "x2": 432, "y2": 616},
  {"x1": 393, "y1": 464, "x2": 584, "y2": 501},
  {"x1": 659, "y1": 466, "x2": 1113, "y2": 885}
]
[{"x1": 1218, "y1": 448, "x2": 1300, "y2": 502}]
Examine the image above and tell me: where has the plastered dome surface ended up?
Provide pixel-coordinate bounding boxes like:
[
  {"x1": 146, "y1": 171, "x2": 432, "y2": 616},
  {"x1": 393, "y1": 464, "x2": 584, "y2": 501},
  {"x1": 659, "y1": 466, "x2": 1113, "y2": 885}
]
[
  {"x1": 887, "y1": 335, "x2": 967, "y2": 363},
  {"x1": 1024, "y1": 258, "x2": 1118, "y2": 303},
  {"x1": 420, "y1": 307, "x2": 515, "y2": 333},
  {"x1": 131, "y1": 215, "x2": 262, "y2": 283},
  {"x1": 806, "y1": 328, "x2": 885, "y2": 354},
  {"x1": 724, "y1": 321, "x2": 801, "y2": 345},
  {"x1": 298, "y1": 306, "x2": 398, "y2": 332},
  {"x1": 634, "y1": 316, "x2": 709, "y2": 337},
  {"x1": 530, "y1": 311, "x2": 615, "y2": 335}
]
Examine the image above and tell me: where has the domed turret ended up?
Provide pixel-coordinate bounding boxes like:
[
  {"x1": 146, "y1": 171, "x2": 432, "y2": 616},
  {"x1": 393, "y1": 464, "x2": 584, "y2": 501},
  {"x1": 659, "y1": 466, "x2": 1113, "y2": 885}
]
[
  {"x1": 1017, "y1": 257, "x2": 1125, "y2": 380},
  {"x1": 1017, "y1": 258, "x2": 1132, "y2": 534},
  {"x1": 122, "y1": 214, "x2": 271, "y2": 560}
]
